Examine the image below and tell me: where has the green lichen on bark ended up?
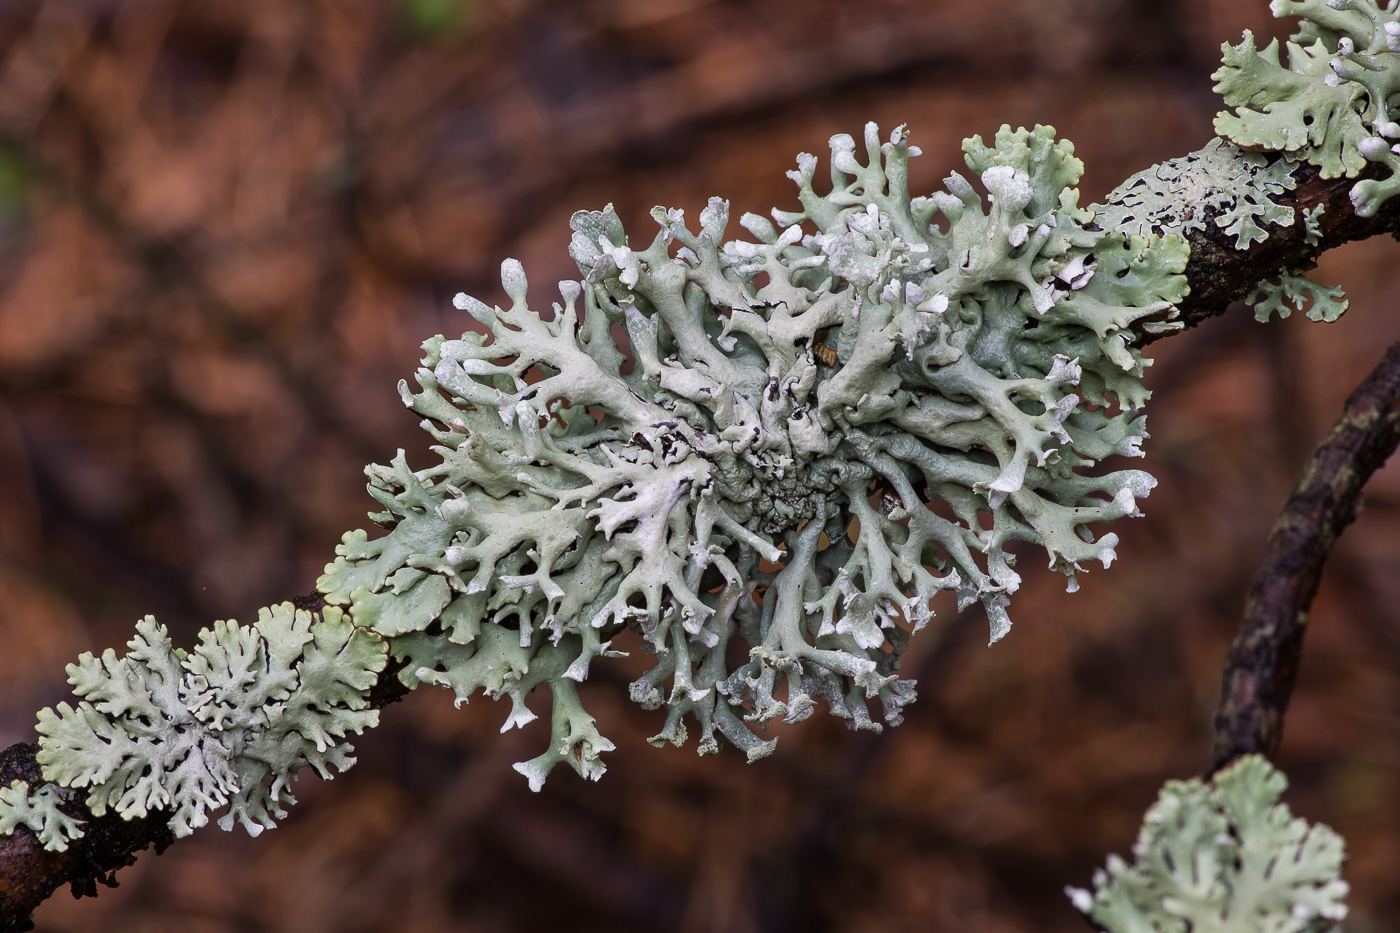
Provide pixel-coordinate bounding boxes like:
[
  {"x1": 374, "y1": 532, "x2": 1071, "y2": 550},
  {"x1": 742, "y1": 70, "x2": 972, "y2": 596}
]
[
  {"x1": 317, "y1": 123, "x2": 1187, "y2": 788},
  {"x1": 1070, "y1": 756, "x2": 1348, "y2": 933},
  {"x1": 1095, "y1": 138, "x2": 1299, "y2": 248},
  {"x1": 0, "y1": 604, "x2": 386, "y2": 851},
  {"x1": 1215, "y1": 0, "x2": 1400, "y2": 216}
]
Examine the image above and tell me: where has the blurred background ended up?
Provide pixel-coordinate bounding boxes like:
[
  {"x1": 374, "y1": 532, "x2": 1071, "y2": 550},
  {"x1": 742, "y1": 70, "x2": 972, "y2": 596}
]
[{"x1": 0, "y1": 0, "x2": 1398, "y2": 930}]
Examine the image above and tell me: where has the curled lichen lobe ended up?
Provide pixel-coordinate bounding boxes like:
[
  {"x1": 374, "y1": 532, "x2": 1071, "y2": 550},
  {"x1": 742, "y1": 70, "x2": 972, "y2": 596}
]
[{"x1": 316, "y1": 122, "x2": 1187, "y2": 788}]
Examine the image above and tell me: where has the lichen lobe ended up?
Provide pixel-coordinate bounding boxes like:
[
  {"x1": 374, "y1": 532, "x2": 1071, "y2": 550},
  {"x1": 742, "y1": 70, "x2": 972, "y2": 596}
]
[{"x1": 315, "y1": 122, "x2": 1188, "y2": 788}]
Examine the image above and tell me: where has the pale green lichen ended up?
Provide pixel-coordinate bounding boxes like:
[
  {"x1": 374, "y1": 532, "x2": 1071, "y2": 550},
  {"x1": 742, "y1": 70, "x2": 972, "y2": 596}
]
[
  {"x1": 1303, "y1": 201, "x2": 1328, "y2": 243},
  {"x1": 0, "y1": 604, "x2": 386, "y2": 850},
  {"x1": 1069, "y1": 755, "x2": 1349, "y2": 933},
  {"x1": 317, "y1": 122, "x2": 1187, "y2": 788},
  {"x1": 4, "y1": 122, "x2": 1197, "y2": 851},
  {"x1": 1249, "y1": 269, "x2": 1350, "y2": 321},
  {"x1": 1095, "y1": 137, "x2": 1299, "y2": 248},
  {"x1": 1215, "y1": 0, "x2": 1400, "y2": 216},
  {"x1": 0, "y1": 781, "x2": 84, "y2": 852},
  {"x1": 1094, "y1": 132, "x2": 1349, "y2": 329}
]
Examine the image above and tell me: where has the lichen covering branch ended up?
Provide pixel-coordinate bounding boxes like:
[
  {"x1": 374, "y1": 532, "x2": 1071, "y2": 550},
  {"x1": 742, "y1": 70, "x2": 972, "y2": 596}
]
[{"x1": 316, "y1": 123, "x2": 1184, "y2": 788}]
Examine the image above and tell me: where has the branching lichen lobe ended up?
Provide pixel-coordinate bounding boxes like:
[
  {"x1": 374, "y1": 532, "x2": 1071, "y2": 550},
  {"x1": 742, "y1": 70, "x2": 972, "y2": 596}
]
[
  {"x1": 316, "y1": 123, "x2": 1182, "y2": 787},
  {"x1": 0, "y1": 745, "x2": 175, "y2": 933},
  {"x1": 2, "y1": 2, "x2": 1399, "y2": 926}
]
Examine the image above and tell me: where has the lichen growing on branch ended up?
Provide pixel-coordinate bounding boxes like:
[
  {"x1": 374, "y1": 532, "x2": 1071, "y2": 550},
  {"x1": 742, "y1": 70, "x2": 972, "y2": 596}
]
[
  {"x1": 1069, "y1": 755, "x2": 1350, "y2": 933},
  {"x1": 317, "y1": 122, "x2": 1186, "y2": 789},
  {"x1": 0, "y1": 604, "x2": 386, "y2": 851},
  {"x1": 1215, "y1": 0, "x2": 1400, "y2": 216},
  {"x1": 1094, "y1": 137, "x2": 1300, "y2": 248},
  {"x1": 2, "y1": 121, "x2": 1193, "y2": 855}
]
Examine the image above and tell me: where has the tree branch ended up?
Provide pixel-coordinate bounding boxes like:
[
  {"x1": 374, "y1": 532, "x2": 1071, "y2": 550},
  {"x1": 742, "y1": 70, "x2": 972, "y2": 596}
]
[
  {"x1": 2, "y1": 150, "x2": 1399, "y2": 929},
  {"x1": 1142, "y1": 158, "x2": 1400, "y2": 345},
  {"x1": 1208, "y1": 338, "x2": 1400, "y2": 775}
]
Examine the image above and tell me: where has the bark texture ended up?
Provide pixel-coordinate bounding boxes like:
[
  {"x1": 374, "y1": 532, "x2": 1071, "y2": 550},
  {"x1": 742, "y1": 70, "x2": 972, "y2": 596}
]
[{"x1": 1208, "y1": 338, "x2": 1400, "y2": 774}]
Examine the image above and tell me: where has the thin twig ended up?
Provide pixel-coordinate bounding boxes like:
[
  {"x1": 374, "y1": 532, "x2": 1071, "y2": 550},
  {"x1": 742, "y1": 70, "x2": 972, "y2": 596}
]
[{"x1": 1208, "y1": 338, "x2": 1400, "y2": 775}]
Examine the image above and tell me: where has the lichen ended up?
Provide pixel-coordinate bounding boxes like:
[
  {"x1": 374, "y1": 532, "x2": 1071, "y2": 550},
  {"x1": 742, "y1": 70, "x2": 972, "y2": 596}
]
[
  {"x1": 1214, "y1": 0, "x2": 1400, "y2": 216},
  {"x1": 1249, "y1": 269, "x2": 1350, "y2": 321},
  {"x1": 0, "y1": 604, "x2": 386, "y2": 850},
  {"x1": 1303, "y1": 201, "x2": 1328, "y2": 243},
  {"x1": 0, "y1": 781, "x2": 84, "y2": 852},
  {"x1": 3, "y1": 122, "x2": 1197, "y2": 844},
  {"x1": 1069, "y1": 755, "x2": 1349, "y2": 933},
  {"x1": 1094, "y1": 137, "x2": 1298, "y2": 248},
  {"x1": 317, "y1": 122, "x2": 1187, "y2": 788}
]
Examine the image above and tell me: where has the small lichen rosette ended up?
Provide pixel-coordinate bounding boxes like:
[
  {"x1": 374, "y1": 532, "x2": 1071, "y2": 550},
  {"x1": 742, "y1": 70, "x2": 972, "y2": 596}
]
[
  {"x1": 318, "y1": 123, "x2": 1187, "y2": 789},
  {"x1": 1215, "y1": 0, "x2": 1400, "y2": 216},
  {"x1": 1095, "y1": 137, "x2": 1300, "y2": 249},
  {"x1": 1093, "y1": 137, "x2": 1349, "y2": 324},
  {"x1": 1069, "y1": 756, "x2": 1349, "y2": 933},
  {"x1": 1, "y1": 604, "x2": 386, "y2": 850}
]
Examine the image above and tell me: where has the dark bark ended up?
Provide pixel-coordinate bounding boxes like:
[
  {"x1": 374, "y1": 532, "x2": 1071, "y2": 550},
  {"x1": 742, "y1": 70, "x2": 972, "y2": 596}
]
[{"x1": 1207, "y1": 338, "x2": 1400, "y2": 774}]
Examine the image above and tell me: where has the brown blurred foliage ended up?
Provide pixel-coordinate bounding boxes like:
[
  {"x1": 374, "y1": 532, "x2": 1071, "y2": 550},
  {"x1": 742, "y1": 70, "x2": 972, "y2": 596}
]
[{"x1": 0, "y1": 0, "x2": 1398, "y2": 930}]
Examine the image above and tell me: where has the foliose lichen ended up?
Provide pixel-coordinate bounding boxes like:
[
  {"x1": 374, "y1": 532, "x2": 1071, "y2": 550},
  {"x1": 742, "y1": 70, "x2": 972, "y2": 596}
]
[
  {"x1": 1069, "y1": 755, "x2": 1349, "y2": 933},
  {"x1": 1093, "y1": 132, "x2": 1348, "y2": 330},
  {"x1": 316, "y1": 122, "x2": 1187, "y2": 789},
  {"x1": 1249, "y1": 269, "x2": 1350, "y2": 321},
  {"x1": 0, "y1": 604, "x2": 386, "y2": 850},
  {"x1": 2, "y1": 123, "x2": 1196, "y2": 851},
  {"x1": 1214, "y1": 0, "x2": 1400, "y2": 216},
  {"x1": 0, "y1": 781, "x2": 83, "y2": 853},
  {"x1": 1094, "y1": 137, "x2": 1299, "y2": 249}
]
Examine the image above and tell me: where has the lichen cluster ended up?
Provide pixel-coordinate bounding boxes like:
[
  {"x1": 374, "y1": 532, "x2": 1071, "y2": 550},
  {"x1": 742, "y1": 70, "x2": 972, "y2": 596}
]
[
  {"x1": 1095, "y1": 137, "x2": 1300, "y2": 248},
  {"x1": 1, "y1": 605, "x2": 386, "y2": 850},
  {"x1": 316, "y1": 123, "x2": 1186, "y2": 789},
  {"x1": 1215, "y1": 0, "x2": 1400, "y2": 217},
  {"x1": 1070, "y1": 755, "x2": 1349, "y2": 933}
]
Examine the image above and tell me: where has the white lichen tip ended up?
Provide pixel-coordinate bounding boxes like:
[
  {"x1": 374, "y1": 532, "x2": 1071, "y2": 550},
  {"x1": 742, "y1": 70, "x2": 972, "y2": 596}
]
[{"x1": 980, "y1": 165, "x2": 1033, "y2": 212}]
